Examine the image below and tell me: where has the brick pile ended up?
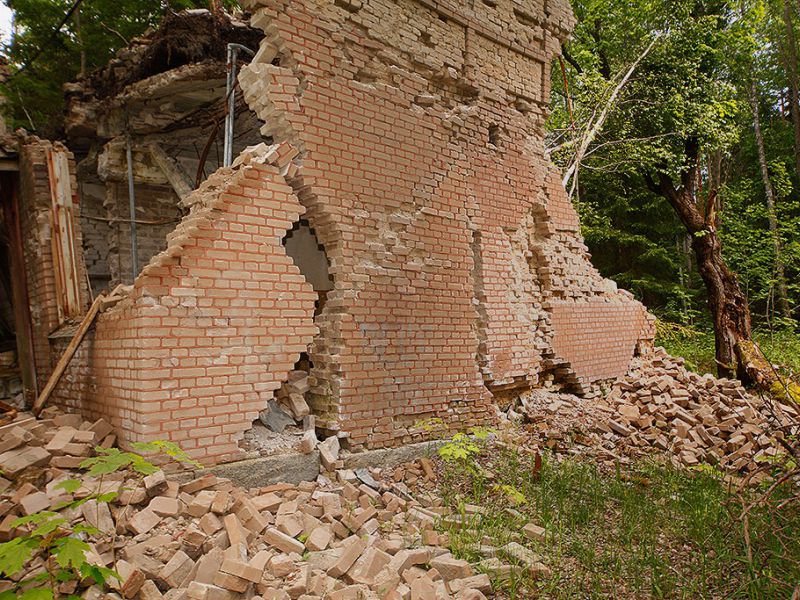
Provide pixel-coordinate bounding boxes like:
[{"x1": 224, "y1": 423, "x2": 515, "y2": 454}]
[
  {"x1": 0, "y1": 413, "x2": 509, "y2": 600},
  {"x1": 516, "y1": 348, "x2": 798, "y2": 473}
]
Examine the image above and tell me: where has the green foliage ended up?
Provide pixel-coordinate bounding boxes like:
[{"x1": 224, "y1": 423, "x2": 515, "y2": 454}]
[
  {"x1": 437, "y1": 447, "x2": 800, "y2": 599},
  {"x1": 80, "y1": 446, "x2": 158, "y2": 477},
  {"x1": 438, "y1": 427, "x2": 494, "y2": 464},
  {"x1": 492, "y1": 483, "x2": 527, "y2": 505},
  {"x1": 657, "y1": 322, "x2": 800, "y2": 375},
  {"x1": 438, "y1": 433, "x2": 482, "y2": 463},
  {"x1": 131, "y1": 440, "x2": 203, "y2": 469},
  {"x1": 0, "y1": 440, "x2": 199, "y2": 597},
  {"x1": 550, "y1": 0, "x2": 800, "y2": 328}
]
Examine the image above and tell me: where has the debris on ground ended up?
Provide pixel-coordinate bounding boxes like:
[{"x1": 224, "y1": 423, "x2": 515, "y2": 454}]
[
  {"x1": 515, "y1": 347, "x2": 799, "y2": 476},
  {"x1": 0, "y1": 410, "x2": 500, "y2": 599}
]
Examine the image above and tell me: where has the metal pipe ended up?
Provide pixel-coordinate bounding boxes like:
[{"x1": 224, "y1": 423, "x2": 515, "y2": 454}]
[
  {"x1": 125, "y1": 136, "x2": 139, "y2": 280},
  {"x1": 223, "y1": 43, "x2": 255, "y2": 167}
]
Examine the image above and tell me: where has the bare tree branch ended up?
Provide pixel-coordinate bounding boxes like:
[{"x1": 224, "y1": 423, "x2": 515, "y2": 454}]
[{"x1": 561, "y1": 35, "x2": 660, "y2": 197}]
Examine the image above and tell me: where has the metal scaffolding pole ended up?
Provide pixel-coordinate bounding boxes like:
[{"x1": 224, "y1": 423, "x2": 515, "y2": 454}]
[
  {"x1": 125, "y1": 136, "x2": 139, "y2": 280},
  {"x1": 223, "y1": 43, "x2": 255, "y2": 167}
]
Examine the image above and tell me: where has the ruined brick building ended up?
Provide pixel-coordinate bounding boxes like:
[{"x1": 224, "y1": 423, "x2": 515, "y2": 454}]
[{"x1": 0, "y1": 0, "x2": 653, "y2": 464}]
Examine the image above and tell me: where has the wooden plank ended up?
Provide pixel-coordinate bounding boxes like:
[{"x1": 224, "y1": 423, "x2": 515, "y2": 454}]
[
  {"x1": 46, "y1": 148, "x2": 81, "y2": 320},
  {"x1": 0, "y1": 400, "x2": 17, "y2": 426},
  {"x1": 32, "y1": 293, "x2": 105, "y2": 416},
  {"x1": 0, "y1": 415, "x2": 35, "y2": 435}
]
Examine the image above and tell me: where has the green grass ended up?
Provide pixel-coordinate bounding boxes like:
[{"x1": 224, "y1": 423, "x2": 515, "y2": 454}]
[
  {"x1": 435, "y1": 448, "x2": 800, "y2": 599},
  {"x1": 656, "y1": 325, "x2": 800, "y2": 376}
]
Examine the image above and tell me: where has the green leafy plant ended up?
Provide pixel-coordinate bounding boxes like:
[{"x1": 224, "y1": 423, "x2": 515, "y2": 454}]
[
  {"x1": 438, "y1": 427, "x2": 495, "y2": 465},
  {"x1": 0, "y1": 442, "x2": 198, "y2": 599}
]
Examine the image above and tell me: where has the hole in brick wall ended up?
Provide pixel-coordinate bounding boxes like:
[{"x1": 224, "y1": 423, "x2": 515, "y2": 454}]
[
  {"x1": 243, "y1": 354, "x2": 318, "y2": 457},
  {"x1": 419, "y1": 31, "x2": 435, "y2": 48},
  {"x1": 334, "y1": 0, "x2": 362, "y2": 13},
  {"x1": 242, "y1": 219, "x2": 335, "y2": 457},
  {"x1": 282, "y1": 220, "x2": 334, "y2": 316},
  {"x1": 482, "y1": 0, "x2": 498, "y2": 7},
  {"x1": 488, "y1": 125, "x2": 503, "y2": 147},
  {"x1": 355, "y1": 67, "x2": 378, "y2": 84}
]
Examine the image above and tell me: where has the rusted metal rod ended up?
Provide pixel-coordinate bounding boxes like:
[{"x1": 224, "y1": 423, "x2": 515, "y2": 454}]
[
  {"x1": 125, "y1": 136, "x2": 139, "y2": 280},
  {"x1": 223, "y1": 43, "x2": 255, "y2": 167}
]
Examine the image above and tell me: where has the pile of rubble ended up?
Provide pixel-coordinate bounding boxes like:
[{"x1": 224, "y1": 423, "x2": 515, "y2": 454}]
[
  {"x1": 517, "y1": 347, "x2": 798, "y2": 473},
  {"x1": 0, "y1": 411, "x2": 548, "y2": 600},
  {"x1": 243, "y1": 370, "x2": 319, "y2": 457}
]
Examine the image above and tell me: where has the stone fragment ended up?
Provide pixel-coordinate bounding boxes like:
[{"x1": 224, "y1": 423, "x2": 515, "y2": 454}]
[
  {"x1": 159, "y1": 550, "x2": 195, "y2": 587},
  {"x1": 0, "y1": 446, "x2": 51, "y2": 478},
  {"x1": 138, "y1": 580, "x2": 164, "y2": 600},
  {"x1": 212, "y1": 570, "x2": 249, "y2": 593},
  {"x1": 81, "y1": 499, "x2": 115, "y2": 534},
  {"x1": 114, "y1": 560, "x2": 145, "y2": 599},
  {"x1": 263, "y1": 527, "x2": 304, "y2": 555},
  {"x1": 220, "y1": 558, "x2": 261, "y2": 583},
  {"x1": 318, "y1": 436, "x2": 340, "y2": 472},
  {"x1": 430, "y1": 554, "x2": 472, "y2": 582},
  {"x1": 188, "y1": 490, "x2": 217, "y2": 517},
  {"x1": 20, "y1": 491, "x2": 50, "y2": 515},
  {"x1": 447, "y1": 574, "x2": 492, "y2": 595},
  {"x1": 327, "y1": 537, "x2": 366, "y2": 578},
  {"x1": 282, "y1": 393, "x2": 310, "y2": 420},
  {"x1": 149, "y1": 496, "x2": 180, "y2": 517},
  {"x1": 300, "y1": 430, "x2": 318, "y2": 454},
  {"x1": 143, "y1": 470, "x2": 168, "y2": 497},
  {"x1": 186, "y1": 582, "x2": 236, "y2": 600},
  {"x1": 259, "y1": 400, "x2": 296, "y2": 433},
  {"x1": 268, "y1": 554, "x2": 296, "y2": 578},
  {"x1": 127, "y1": 509, "x2": 161, "y2": 535},
  {"x1": 349, "y1": 546, "x2": 392, "y2": 585},
  {"x1": 500, "y1": 542, "x2": 550, "y2": 577},
  {"x1": 305, "y1": 526, "x2": 332, "y2": 551},
  {"x1": 522, "y1": 523, "x2": 546, "y2": 542}
]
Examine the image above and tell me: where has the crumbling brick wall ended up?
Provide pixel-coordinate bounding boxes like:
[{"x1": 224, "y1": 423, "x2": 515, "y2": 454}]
[
  {"x1": 235, "y1": 0, "x2": 653, "y2": 447},
  {"x1": 55, "y1": 149, "x2": 317, "y2": 461},
  {"x1": 17, "y1": 138, "x2": 91, "y2": 392},
  {"x1": 38, "y1": 0, "x2": 654, "y2": 463}
]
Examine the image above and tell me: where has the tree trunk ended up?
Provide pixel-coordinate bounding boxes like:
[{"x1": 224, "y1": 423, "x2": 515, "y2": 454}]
[
  {"x1": 645, "y1": 139, "x2": 753, "y2": 381},
  {"x1": 691, "y1": 229, "x2": 752, "y2": 380},
  {"x1": 786, "y1": 0, "x2": 800, "y2": 178},
  {"x1": 749, "y1": 80, "x2": 791, "y2": 320}
]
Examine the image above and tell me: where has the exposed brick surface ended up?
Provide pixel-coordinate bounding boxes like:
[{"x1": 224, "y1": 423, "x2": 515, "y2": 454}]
[
  {"x1": 236, "y1": 0, "x2": 653, "y2": 446},
  {"x1": 48, "y1": 156, "x2": 317, "y2": 461},
  {"x1": 22, "y1": 0, "x2": 655, "y2": 462},
  {"x1": 549, "y1": 299, "x2": 650, "y2": 384}
]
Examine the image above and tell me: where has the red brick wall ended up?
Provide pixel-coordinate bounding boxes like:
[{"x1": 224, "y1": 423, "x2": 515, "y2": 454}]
[
  {"x1": 549, "y1": 298, "x2": 650, "y2": 384},
  {"x1": 238, "y1": 0, "x2": 653, "y2": 448},
  {"x1": 30, "y1": 0, "x2": 655, "y2": 461}
]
